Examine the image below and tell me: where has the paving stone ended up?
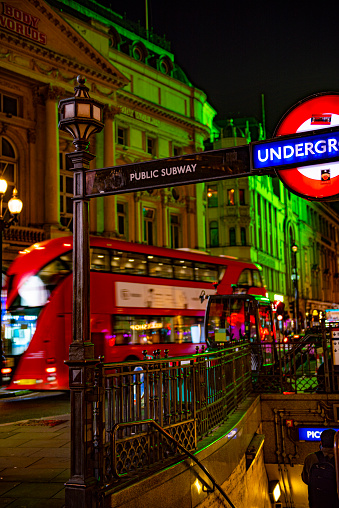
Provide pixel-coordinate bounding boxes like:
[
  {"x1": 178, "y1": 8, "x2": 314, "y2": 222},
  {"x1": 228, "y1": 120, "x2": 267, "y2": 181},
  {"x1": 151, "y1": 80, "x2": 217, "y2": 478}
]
[
  {"x1": 4, "y1": 482, "x2": 63, "y2": 499},
  {"x1": 0, "y1": 482, "x2": 20, "y2": 496},
  {"x1": 0, "y1": 468, "x2": 66, "y2": 482},
  {"x1": 0, "y1": 449, "x2": 41, "y2": 458}
]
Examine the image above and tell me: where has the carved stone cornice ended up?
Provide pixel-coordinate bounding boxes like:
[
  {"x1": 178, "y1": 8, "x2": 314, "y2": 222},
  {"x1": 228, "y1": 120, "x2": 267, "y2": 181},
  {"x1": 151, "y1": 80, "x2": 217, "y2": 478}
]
[
  {"x1": 104, "y1": 105, "x2": 121, "y2": 122},
  {"x1": 117, "y1": 92, "x2": 211, "y2": 135},
  {"x1": 34, "y1": 84, "x2": 66, "y2": 104}
]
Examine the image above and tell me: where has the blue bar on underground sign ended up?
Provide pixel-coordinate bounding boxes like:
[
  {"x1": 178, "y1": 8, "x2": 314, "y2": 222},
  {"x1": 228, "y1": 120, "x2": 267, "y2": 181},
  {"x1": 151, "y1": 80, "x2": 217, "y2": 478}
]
[{"x1": 252, "y1": 130, "x2": 339, "y2": 170}]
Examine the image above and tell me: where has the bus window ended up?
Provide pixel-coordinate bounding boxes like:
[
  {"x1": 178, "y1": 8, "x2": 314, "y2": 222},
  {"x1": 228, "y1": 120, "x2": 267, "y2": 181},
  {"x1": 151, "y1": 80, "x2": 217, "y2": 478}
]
[
  {"x1": 3, "y1": 309, "x2": 38, "y2": 356},
  {"x1": 16, "y1": 256, "x2": 71, "y2": 307},
  {"x1": 90, "y1": 248, "x2": 110, "y2": 271},
  {"x1": 173, "y1": 259, "x2": 194, "y2": 280},
  {"x1": 252, "y1": 269, "x2": 263, "y2": 287},
  {"x1": 112, "y1": 315, "x2": 203, "y2": 346},
  {"x1": 193, "y1": 262, "x2": 219, "y2": 282},
  {"x1": 206, "y1": 297, "x2": 231, "y2": 344},
  {"x1": 111, "y1": 251, "x2": 148, "y2": 275},
  {"x1": 148, "y1": 256, "x2": 173, "y2": 278},
  {"x1": 237, "y1": 269, "x2": 252, "y2": 286}
]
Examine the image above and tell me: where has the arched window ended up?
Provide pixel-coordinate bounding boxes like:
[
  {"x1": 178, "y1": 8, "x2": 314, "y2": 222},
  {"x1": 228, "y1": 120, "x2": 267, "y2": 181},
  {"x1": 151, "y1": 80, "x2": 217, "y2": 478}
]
[
  {"x1": 229, "y1": 227, "x2": 236, "y2": 246},
  {"x1": 0, "y1": 136, "x2": 17, "y2": 212},
  {"x1": 210, "y1": 221, "x2": 219, "y2": 247}
]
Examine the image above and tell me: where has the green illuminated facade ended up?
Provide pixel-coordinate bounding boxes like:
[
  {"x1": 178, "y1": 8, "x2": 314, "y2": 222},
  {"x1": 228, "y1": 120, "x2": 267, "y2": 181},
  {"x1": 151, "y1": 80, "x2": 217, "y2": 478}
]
[
  {"x1": 0, "y1": 0, "x2": 216, "y2": 268},
  {"x1": 207, "y1": 121, "x2": 339, "y2": 326}
]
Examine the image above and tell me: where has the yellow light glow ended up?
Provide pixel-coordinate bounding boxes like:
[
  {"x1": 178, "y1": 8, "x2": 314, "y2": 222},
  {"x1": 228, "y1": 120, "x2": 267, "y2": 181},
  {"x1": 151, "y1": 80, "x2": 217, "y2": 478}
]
[
  {"x1": 194, "y1": 479, "x2": 202, "y2": 494},
  {"x1": 272, "y1": 483, "x2": 281, "y2": 502}
]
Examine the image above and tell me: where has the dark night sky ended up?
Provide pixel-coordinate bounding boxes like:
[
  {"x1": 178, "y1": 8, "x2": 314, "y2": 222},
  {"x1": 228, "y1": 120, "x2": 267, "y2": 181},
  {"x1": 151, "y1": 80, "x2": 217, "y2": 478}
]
[{"x1": 113, "y1": 1, "x2": 339, "y2": 137}]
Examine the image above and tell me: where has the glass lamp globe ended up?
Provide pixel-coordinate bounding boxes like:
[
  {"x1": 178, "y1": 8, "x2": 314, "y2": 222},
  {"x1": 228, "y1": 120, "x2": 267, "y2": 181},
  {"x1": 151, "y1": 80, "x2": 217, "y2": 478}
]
[
  {"x1": 0, "y1": 178, "x2": 8, "y2": 195},
  {"x1": 8, "y1": 188, "x2": 23, "y2": 215}
]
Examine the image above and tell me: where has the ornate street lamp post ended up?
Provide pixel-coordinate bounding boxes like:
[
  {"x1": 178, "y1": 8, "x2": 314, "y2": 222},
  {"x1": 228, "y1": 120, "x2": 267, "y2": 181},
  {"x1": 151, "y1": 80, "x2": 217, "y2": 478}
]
[
  {"x1": 58, "y1": 76, "x2": 104, "y2": 507},
  {"x1": 0, "y1": 183, "x2": 23, "y2": 386},
  {"x1": 291, "y1": 243, "x2": 300, "y2": 332}
]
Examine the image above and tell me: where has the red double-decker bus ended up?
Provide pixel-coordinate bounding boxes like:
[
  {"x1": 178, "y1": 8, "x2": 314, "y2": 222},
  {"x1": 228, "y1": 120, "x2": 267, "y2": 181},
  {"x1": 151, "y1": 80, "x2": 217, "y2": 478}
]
[{"x1": 2, "y1": 236, "x2": 265, "y2": 390}]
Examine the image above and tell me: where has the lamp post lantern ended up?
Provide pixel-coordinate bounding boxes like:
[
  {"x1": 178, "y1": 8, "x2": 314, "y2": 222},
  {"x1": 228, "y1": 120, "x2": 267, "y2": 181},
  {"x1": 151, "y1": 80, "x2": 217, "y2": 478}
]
[
  {"x1": 291, "y1": 243, "x2": 300, "y2": 332},
  {"x1": 58, "y1": 75, "x2": 104, "y2": 508},
  {"x1": 0, "y1": 182, "x2": 23, "y2": 386}
]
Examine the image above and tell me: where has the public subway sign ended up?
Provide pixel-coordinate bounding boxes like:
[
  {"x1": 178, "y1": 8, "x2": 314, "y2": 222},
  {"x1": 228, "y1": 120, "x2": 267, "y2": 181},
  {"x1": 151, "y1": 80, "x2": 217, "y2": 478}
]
[
  {"x1": 251, "y1": 126, "x2": 339, "y2": 171},
  {"x1": 298, "y1": 427, "x2": 339, "y2": 441},
  {"x1": 85, "y1": 146, "x2": 251, "y2": 197},
  {"x1": 273, "y1": 92, "x2": 339, "y2": 201}
]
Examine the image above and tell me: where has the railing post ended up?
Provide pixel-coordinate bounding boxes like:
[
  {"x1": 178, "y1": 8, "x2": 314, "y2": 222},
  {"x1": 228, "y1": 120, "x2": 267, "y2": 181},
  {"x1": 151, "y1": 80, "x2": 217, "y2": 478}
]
[
  {"x1": 335, "y1": 430, "x2": 339, "y2": 498},
  {"x1": 321, "y1": 318, "x2": 331, "y2": 392}
]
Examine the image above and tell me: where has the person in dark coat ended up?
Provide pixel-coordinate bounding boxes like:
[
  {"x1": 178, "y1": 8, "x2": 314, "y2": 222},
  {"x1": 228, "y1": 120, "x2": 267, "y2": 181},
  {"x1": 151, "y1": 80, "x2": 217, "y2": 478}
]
[{"x1": 302, "y1": 428, "x2": 339, "y2": 508}]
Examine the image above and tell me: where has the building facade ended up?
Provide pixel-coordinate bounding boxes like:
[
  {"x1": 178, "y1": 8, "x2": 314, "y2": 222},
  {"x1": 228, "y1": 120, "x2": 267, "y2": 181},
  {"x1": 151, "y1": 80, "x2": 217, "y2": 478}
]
[
  {"x1": 0, "y1": 0, "x2": 216, "y2": 270},
  {"x1": 207, "y1": 121, "x2": 339, "y2": 328}
]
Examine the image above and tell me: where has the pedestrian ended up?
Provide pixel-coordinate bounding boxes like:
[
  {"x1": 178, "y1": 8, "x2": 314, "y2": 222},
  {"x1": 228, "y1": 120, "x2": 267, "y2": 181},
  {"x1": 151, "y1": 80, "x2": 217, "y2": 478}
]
[{"x1": 302, "y1": 428, "x2": 339, "y2": 507}]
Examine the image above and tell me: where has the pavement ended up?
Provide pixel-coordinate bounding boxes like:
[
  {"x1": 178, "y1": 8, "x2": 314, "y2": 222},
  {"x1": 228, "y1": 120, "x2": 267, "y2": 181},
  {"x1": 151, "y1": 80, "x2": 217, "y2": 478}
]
[{"x1": 0, "y1": 391, "x2": 69, "y2": 508}]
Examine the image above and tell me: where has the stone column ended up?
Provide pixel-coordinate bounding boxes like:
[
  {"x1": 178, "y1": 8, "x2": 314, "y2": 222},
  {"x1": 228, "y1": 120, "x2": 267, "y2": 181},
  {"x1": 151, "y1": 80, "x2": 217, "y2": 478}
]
[
  {"x1": 160, "y1": 190, "x2": 169, "y2": 247},
  {"x1": 44, "y1": 86, "x2": 62, "y2": 227},
  {"x1": 103, "y1": 106, "x2": 119, "y2": 237},
  {"x1": 27, "y1": 129, "x2": 37, "y2": 225}
]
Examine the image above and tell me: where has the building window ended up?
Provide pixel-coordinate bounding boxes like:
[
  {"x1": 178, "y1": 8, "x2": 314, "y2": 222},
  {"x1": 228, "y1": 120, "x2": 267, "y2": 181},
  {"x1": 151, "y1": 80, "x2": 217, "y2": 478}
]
[
  {"x1": 143, "y1": 207, "x2": 155, "y2": 245},
  {"x1": 117, "y1": 202, "x2": 127, "y2": 237},
  {"x1": 117, "y1": 126, "x2": 127, "y2": 146},
  {"x1": 0, "y1": 92, "x2": 18, "y2": 116},
  {"x1": 228, "y1": 189, "x2": 235, "y2": 205},
  {"x1": 172, "y1": 188, "x2": 180, "y2": 201},
  {"x1": 210, "y1": 221, "x2": 219, "y2": 247},
  {"x1": 239, "y1": 189, "x2": 245, "y2": 205},
  {"x1": 170, "y1": 214, "x2": 180, "y2": 248},
  {"x1": 271, "y1": 176, "x2": 280, "y2": 199},
  {"x1": 229, "y1": 227, "x2": 236, "y2": 246},
  {"x1": 0, "y1": 137, "x2": 17, "y2": 211},
  {"x1": 207, "y1": 185, "x2": 218, "y2": 207},
  {"x1": 241, "y1": 227, "x2": 246, "y2": 246},
  {"x1": 59, "y1": 152, "x2": 73, "y2": 229},
  {"x1": 173, "y1": 145, "x2": 181, "y2": 156},
  {"x1": 147, "y1": 136, "x2": 156, "y2": 156}
]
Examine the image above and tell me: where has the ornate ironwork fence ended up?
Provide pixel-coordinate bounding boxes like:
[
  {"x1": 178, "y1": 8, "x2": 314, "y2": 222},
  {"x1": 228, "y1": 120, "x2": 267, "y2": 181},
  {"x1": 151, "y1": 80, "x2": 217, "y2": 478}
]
[
  {"x1": 89, "y1": 344, "x2": 251, "y2": 498},
  {"x1": 252, "y1": 326, "x2": 338, "y2": 394}
]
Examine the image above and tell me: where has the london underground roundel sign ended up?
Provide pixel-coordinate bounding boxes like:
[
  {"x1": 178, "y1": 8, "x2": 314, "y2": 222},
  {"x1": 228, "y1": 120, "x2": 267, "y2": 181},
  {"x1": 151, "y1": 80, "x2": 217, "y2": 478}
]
[{"x1": 275, "y1": 92, "x2": 339, "y2": 201}]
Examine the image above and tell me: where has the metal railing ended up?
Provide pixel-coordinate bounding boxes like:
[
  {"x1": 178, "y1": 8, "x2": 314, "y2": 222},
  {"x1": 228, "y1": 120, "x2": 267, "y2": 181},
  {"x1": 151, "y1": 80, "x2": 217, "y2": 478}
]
[
  {"x1": 252, "y1": 326, "x2": 338, "y2": 394},
  {"x1": 89, "y1": 344, "x2": 251, "y2": 496}
]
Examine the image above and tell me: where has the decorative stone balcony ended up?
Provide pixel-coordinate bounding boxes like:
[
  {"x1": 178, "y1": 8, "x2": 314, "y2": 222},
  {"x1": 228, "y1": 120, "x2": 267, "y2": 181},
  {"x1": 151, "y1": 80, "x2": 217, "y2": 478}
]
[{"x1": 3, "y1": 225, "x2": 46, "y2": 246}]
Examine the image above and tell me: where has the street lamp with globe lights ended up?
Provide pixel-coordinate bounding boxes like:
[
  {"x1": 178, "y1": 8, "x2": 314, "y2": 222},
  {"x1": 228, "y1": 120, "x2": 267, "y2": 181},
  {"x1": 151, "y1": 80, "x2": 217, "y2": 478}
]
[
  {"x1": 0, "y1": 179, "x2": 23, "y2": 386},
  {"x1": 291, "y1": 243, "x2": 300, "y2": 332}
]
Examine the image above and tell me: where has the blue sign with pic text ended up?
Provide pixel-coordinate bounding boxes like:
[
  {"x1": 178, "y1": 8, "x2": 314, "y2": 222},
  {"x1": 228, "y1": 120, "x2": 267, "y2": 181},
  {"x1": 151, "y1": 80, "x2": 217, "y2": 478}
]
[
  {"x1": 252, "y1": 128, "x2": 339, "y2": 171},
  {"x1": 298, "y1": 427, "x2": 339, "y2": 441}
]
